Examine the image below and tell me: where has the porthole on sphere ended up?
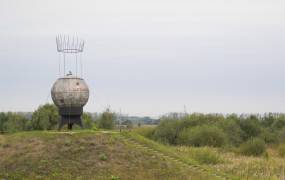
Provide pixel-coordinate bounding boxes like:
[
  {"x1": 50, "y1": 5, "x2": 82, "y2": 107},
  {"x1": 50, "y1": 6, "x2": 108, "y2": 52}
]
[
  {"x1": 60, "y1": 99, "x2": 64, "y2": 103},
  {"x1": 76, "y1": 82, "x2": 80, "y2": 85}
]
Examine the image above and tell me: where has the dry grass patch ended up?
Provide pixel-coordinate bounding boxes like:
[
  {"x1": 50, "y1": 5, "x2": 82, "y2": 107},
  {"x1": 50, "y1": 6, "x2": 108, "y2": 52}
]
[{"x1": 212, "y1": 149, "x2": 285, "y2": 180}]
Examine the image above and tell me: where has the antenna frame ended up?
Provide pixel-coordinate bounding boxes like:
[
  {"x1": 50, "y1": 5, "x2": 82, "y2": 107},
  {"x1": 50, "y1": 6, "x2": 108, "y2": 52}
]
[
  {"x1": 56, "y1": 35, "x2": 85, "y2": 54},
  {"x1": 56, "y1": 35, "x2": 85, "y2": 77}
]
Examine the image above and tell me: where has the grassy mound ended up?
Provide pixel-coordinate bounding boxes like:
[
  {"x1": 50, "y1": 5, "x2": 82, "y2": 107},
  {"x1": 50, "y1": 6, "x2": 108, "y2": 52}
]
[{"x1": 0, "y1": 131, "x2": 211, "y2": 180}]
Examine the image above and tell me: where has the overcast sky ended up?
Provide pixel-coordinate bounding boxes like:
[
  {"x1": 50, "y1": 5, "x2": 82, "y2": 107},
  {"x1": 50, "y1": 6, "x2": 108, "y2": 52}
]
[{"x1": 0, "y1": 0, "x2": 284, "y2": 117}]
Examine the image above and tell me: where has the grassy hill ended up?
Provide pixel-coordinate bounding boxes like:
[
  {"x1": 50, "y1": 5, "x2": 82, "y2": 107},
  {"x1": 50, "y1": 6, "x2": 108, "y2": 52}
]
[{"x1": 0, "y1": 131, "x2": 216, "y2": 180}]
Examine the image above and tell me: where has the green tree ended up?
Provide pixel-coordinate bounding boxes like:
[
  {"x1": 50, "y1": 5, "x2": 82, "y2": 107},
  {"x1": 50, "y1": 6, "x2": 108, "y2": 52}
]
[
  {"x1": 82, "y1": 113, "x2": 93, "y2": 129},
  {"x1": 0, "y1": 113, "x2": 8, "y2": 133},
  {"x1": 261, "y1": 113, "x2": 275, "y2": 127},
  {"x1": 31, "y1": 104, "x2": 59, "y2": 130},
  {"x1": 239, "y1": 115, "x2": 261, "y2": 140},
  {"x1": 219, "y1": 117, "x2": 242, "y2": 146},
  {"x1": 97, "y1": 109, "x2": 116, "y2": 129},
  {"x1": 153, "y1": 119, "x2": 181, "y2": 144},
  {"x1": 0, "y1": 112, "x2": 29, "y2": 133},
  {"x1": 271, "y1": 115, "x2": 285, "y2": 130},
  {"x1": 277, "y1": 128, "x2": 285, "y2": 143},
  {"x1": 6, "y1": 113, "x2": 28, "y2": 132},
  {"x1": 259, "y1": 128, "x2": 277, "y2": 144},
  {"x1": 177, "y1": 125, "x2": 227, "y2": 147}
]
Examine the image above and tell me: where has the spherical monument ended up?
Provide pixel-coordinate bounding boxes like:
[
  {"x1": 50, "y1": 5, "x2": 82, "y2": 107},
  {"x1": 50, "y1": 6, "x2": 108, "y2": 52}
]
[
  {"x1": 51, "y1": 76, "x2": 89, "y2": 108},
  {"x1": 51, "y1": 35, "x2": 89, "y2": 130}
]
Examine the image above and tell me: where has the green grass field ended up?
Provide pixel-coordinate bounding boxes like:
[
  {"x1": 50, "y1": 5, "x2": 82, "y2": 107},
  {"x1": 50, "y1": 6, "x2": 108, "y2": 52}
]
[
  {"x1": 1, "y1": 130, "x2": 284, "y2": 179},
  {"x1": 0, "y1": 130, "x2": 213, "y2": 180}
]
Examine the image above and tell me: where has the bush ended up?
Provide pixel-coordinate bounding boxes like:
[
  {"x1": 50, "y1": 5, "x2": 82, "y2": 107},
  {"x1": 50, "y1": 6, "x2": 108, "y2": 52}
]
[
  {"x1": 82, "y1": 113, "x2": 93, "y2": 129},
  {"x1": 277, "y1": 128, "x2": 285, "y2": 143},
  {"x1": 133, "y1": 127, "x2": 155, "y2": 138},
  {"x1": 278, "y1": 144, "x2": 285, "y2": 157},
  {"x1": 99, "y1": 153, "x2": 107, "y2": 161},
  {"x1": 259, "y1": 129, "x2": 277, "y2": 144},
  {"x1": 110, "y1": 175, "x2": 120, "y2": 180},
  {"x1": 153, "y1": 119, "x2": 181, "y2": 144},
  {"x1": 97, "y1": 109, "x2": 116, "y2": 130},
  {"x1": 177, "y1": 125, "x2": 226, "y2": 147},
  {"x1": 272, "y1": 118, "x2": 285, "y2": 130},
  {"x1": 239, "y1": 117, "x2": 261, "y2": 140},
  {"x1": 193, "y1": 147, "x2": 223, "y2": 164},
  {"x1": 239, "y1": 138, "x2": 266, "y2": 156},
  {"x1": 92, "y1": 124, "x2": 98, "y2": 131},
  {"x1": 1, "y1": 112, "x2": 29, "y2": 133},
  {"x1": 31, "y1": 104, "x2": 59, "y2": 130},
  {"x1": 219, "y1": 118, "x2": 243, "y2": 146}
]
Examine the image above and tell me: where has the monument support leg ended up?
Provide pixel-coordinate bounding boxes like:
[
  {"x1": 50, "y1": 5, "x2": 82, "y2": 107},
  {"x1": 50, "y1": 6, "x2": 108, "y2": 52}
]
[
  {"x1": 68, "y1": 123, "x2": 73, "y2": 130},
  {"x1": 58, "y1": 119, "x2": 65, "y2": 130}
]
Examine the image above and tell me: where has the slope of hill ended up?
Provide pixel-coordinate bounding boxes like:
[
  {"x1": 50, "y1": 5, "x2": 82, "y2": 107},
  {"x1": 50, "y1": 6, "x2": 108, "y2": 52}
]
[{"x1": 0, "y1": 131, "x2": 215, "y2": 180}]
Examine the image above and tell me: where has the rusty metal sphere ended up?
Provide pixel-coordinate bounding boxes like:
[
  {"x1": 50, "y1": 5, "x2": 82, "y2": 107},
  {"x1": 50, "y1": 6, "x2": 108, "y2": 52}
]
[{"x1": 51, "y1": 75, "x2": 89, "y2": 108}]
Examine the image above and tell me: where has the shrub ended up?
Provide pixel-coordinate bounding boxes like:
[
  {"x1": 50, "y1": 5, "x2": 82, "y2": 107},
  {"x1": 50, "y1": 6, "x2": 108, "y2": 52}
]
[
  {"x1": 133, "y1": 127, "x2": 155, "y2": 138},
  {"x1": 97, "y1": 109, "x2": 116, "y2": 130},
  {"x1": 193, "y1": 147, "x2": 223, "y2": 164},
  {"x1": 92, "y1": 124, "x2": 98, "y2": 131},
  {"x1": 177, "y1": 125, "x2": 226, "y2": 147},
  {"x1": 259, "y1": 129, "x2": 277, "y2": 144},
  {"x1": 219, "y1": 118, "x2": 243, "y2": 146},
  {"x1": 176, "y1": 128, "x2": 190, "y2": 145},
  {"x1": 277, "y1": 128, "x2": 285, "y2": 143},
  {"x1": 272, "y1": 118, "x2": 285, "y2": 130},
  {"x1": 278, "y1": 144, "x2": 285, "y2": 157},
  {"x1": 99, "y1": 153, "x2": 108, "y2": 161},
  {"x1": 110, "y1": 175, "x2": 120, "y2": 180},
  {"x1": 31, "y1": 104, "x2": 59, "y2": 130},
  {"x1": 153, "y1": 119, "x2": 181, "y2": 144},
  {"x1": 239, "y1": 117, "x2": 261, "y2": 140},
  {"x1": 261, "y1": 113, "x2": 275, "y2": 127},
  {"x1": 239, "y1": 138, "x2": 266, "y2": 156},
  {"x1": 82, "y1": 113, "x2": 93, "y2": 129},
  {"x1": 186, "y1": 113, "x2": 224, "y2": 126}
]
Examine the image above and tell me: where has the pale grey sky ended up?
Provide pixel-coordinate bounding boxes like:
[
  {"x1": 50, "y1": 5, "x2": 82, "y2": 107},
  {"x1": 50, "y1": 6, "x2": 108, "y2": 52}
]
[{"x1": 0, "y1": 0, "x2": 285, "y2": 117}]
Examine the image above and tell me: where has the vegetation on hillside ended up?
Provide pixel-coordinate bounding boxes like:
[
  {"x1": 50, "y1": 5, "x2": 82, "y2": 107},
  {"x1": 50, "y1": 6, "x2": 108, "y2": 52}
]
[
  {"x1": 131, "y1": 113, "x2": 285, "y2": 179},
  {"x1": 0, "y1": 131, "x2": 212, "y2": 180},
  {"x1": 97, "y1": 108, "x2": 116, "y2": 129},
  {"x1": 131, "y1": 128, "x2": 285, "y2": 180},
  {"x1": 142, "y1": 113, "x2": 285, "y2": 150},
  {"x1": 2, "y1": 105, "x2": 285, "y2": 179}
]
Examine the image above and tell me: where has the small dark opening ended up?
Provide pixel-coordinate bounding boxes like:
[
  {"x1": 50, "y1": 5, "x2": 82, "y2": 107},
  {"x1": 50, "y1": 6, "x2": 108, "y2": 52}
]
[
  {"x1": 60, "y1": 99, "x2": 64, "y2": 103},
  {"x1": 76, "y1": 82, "x2": 80, "y2": 85}
]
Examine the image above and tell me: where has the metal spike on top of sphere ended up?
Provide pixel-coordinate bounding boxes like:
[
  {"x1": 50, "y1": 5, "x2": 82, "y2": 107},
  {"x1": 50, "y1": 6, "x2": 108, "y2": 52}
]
[
  {"x1": 51, "y1": 35, "x2": 90, "y2": 130},
  {"x1": 56, "y1": 35, "x2": 85, "y2": 53}
]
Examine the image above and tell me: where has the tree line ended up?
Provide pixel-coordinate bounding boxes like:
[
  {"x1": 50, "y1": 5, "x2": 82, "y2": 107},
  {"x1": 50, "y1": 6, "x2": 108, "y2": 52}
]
[
  {"x1": 0, "y1": 104, "x2": 117, "y2": 133},
  {"x1": 138, "y1": 113, "x2": 285, "y2": 156}
]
